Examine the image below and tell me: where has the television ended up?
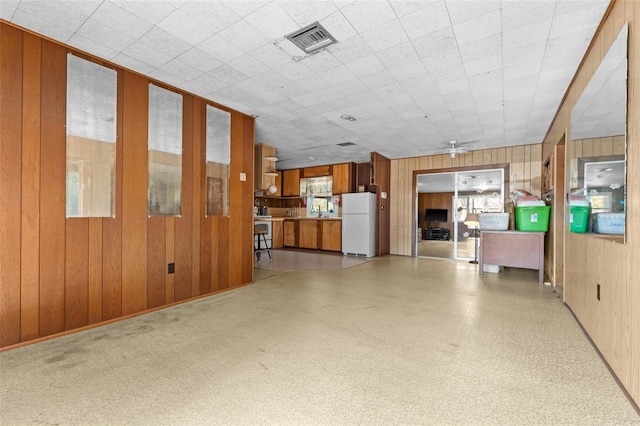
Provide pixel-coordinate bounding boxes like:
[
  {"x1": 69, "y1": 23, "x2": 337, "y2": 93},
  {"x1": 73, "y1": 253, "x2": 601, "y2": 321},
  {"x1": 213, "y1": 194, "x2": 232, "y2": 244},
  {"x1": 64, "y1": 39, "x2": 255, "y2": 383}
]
[{"x1": 425, "y1": 208, "x2": 448, "y2": 223}]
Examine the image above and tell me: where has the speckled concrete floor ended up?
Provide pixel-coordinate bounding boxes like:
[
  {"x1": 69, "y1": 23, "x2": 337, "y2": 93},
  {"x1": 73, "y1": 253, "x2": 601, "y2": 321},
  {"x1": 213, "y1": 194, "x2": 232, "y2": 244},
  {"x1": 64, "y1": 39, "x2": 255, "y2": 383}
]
[{"x1": 1, "y1": 256, "x2": 638, "y2": 425}]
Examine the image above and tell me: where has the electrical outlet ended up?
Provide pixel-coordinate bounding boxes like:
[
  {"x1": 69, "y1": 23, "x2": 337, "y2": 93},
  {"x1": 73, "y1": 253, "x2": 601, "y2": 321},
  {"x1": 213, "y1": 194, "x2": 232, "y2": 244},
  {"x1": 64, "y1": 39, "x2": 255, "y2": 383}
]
[
  {"x1": 239, "y1": 172, "x2": 246, "y2": 181},
  {"x1": 168, "y1": 263, "x2": 175, "y2": 274},
  {"x1": 597, "y1": 283, "x2": 600, "y2": 300}
]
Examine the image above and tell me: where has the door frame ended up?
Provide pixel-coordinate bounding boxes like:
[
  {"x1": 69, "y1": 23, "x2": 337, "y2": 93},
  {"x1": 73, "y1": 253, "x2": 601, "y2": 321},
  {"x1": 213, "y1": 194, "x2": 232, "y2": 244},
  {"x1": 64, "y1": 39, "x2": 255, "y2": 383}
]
[{"x1": 412, "y1": 163, "x2": 510, "y2": 257}]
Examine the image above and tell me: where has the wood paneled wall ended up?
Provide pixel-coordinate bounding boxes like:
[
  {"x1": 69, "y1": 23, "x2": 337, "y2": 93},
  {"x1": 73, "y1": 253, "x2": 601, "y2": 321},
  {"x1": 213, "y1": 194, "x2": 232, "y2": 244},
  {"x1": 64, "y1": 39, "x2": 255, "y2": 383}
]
[
  {"x1": 0, "y1": 22, "x2": 255, "y2": 349},
  {"x1": 541, "y1": 0, "x2": 639, "y2": 407},
  {"x1": 418, "y1": 193, "x2": 454, "y2": 234},
  {"x1": 390, "y1": 145, "x2": 541, "y2": 256}
]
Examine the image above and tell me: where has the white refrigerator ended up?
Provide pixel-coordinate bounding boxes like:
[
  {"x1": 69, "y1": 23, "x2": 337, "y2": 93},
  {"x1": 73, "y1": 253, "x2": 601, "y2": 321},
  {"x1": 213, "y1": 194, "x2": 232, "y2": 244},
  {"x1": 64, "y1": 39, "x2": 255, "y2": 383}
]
[{"x1": 342, "y1": 192, "x2": 377, "y2": 257}]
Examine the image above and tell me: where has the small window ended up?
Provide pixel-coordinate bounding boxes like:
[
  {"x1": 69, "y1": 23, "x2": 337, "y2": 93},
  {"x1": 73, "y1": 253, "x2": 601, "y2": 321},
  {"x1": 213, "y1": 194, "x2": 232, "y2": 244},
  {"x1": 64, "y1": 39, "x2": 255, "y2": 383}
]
[
  {"x1": 148, "y1": 84, "x2": 183, "y2": 216},
  {"x1": 205, "y1": 105, "x2": 231, "y2": 217},
  {"x1": 66, "y1": 54, "x2": 117, "y2": 218}
]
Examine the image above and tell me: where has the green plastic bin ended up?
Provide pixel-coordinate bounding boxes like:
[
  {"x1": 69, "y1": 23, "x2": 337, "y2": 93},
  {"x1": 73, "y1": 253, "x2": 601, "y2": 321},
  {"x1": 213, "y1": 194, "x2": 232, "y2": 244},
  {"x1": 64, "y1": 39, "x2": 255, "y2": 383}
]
[
  {"x1": 515, "y1": 206, "x2": 551, "y2": 232},
  {"x1": 570, "y1": 206, "x2": 590, "y2": 233}
]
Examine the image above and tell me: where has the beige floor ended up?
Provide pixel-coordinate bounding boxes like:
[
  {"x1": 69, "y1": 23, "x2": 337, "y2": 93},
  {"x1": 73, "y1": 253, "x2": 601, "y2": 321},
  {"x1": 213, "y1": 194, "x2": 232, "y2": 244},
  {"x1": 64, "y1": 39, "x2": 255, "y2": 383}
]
[
  {"x1": 417, "y1": 238, "x2": 476, "y2": 259},
  {"x1": 1, "y1": 255, "x2": 638, "y2": 425}
]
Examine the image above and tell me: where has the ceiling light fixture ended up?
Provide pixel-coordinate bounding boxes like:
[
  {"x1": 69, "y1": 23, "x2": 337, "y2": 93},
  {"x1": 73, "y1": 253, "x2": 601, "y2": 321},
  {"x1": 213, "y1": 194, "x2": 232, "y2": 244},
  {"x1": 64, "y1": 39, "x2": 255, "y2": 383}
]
[{"x1": 340, "y1": 114, "x2": 357, "y2": 122}]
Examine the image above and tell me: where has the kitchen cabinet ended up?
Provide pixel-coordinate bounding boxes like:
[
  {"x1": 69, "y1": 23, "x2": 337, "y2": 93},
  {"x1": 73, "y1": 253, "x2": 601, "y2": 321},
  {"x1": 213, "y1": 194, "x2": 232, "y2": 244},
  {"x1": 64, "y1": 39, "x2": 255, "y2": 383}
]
[
  {"x1": 254, "y1": 144, "x2": 278, "y2": 191},
  {"x1": 479, "y1": 230, "x2": 545, "y2": 283},
  {"x1": 332, "y1": 163, "x2": 352, "y2": 194},
  {"x1": 320, "y1": 220, "x2": 342, "y2": 251},
  {"x1": 284, "y1": 220, "x2": 297, "y2": 247},
  {"x1": 298, "y1": 220, "x2": 319, "y2": 249},
  {"x1": 301, "y1": 165, "x2": 330, "y2": 177},
  {"x1": 271, "y1": 219, "x2": 284, "y2": 248},
  {"x1": 282, "y1": 169, "x2": 300, "y2": 197}
]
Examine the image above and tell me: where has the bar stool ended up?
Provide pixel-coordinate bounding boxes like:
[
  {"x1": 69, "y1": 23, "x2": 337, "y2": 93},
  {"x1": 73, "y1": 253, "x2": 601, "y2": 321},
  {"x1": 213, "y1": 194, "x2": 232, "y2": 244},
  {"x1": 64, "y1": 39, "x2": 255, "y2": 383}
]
[{"x1": 254, "y1": 223, "x2": 271, "y2": 262}]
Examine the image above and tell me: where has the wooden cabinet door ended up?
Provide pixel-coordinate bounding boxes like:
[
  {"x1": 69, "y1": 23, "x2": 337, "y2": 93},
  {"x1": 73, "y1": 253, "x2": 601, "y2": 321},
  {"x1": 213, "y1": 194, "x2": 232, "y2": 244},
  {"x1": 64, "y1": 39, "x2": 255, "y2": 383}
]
[
  {"x1": 284, "y1": 220, "x2": 296, "y2": 247},
  {"x1": 332, "y1": 163, "x2": 351, "y2": 194},
  {"x1": 298, "y1": 220, "x2": 319, "y2": 249},
  {"x1": 282, "y1": 169, "x2": 300, "y2": 196},
  {"x1": 272, "y1": 220, "x2": 283, "y2": 248},
  {"x1": 321, "y1": 220, "x2": 342, "y2": 251},
  {"x1": 302, "y1": 165, "x2": 330, "y2": 177}
]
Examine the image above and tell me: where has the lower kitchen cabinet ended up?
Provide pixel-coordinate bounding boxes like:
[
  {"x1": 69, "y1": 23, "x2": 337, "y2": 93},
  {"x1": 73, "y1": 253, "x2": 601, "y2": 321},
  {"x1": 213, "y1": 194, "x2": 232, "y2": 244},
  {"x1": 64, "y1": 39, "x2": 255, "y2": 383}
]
[
  {"x1": 284, "y1": 220, "x2": 296, "y2": 247},
  {"x1": 320, "y1": 220, "x2": 341, "y2": 251},
  {"x1": 298, "y1": 220, "x2": 319, "y2": 249},
  {"x1": 283, "y1": 219, "x2": 342, "y2": 251},
  {"x1": 271, "y1": 220, "x2": 283, "y2": 249}
]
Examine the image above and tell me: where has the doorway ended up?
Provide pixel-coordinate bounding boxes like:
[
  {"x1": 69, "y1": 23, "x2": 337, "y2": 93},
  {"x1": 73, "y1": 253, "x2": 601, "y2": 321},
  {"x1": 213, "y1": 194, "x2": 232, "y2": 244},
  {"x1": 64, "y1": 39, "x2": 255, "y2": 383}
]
[{"x1": 416, "y1": 168, "x2": 505, "y2": 261}]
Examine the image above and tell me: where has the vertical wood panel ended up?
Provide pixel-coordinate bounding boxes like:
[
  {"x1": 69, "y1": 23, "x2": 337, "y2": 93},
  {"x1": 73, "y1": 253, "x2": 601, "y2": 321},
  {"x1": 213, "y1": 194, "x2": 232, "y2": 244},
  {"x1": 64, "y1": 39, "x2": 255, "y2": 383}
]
[
  {"x1": 191, "y1": 99, "x2": 203, "y2": 296},
  {"x1": 20, "y1": 32, "x2": 41, "y2": 341},
  {"x1": 121, "y1": 73, "x2": 148, "y2": 315},
  {"x1": 65, "y1": 219, "x2": 89, "y2": 330},
  {"x1": 218, "y1": 217, "x2": 230, "y2": 290},
  {"x1": 88, "y1": 218, "x2": 103, "y2": 324},
  {"x1": 200, "y1": 218, "x2": 212, "y2": 294},
  {"x1": 147, "y1": 218, "x2": 166, "y2": 309},
  {"x1": 165, "y1": 217, "x2": 175, "y2": 304},
  {"x1": 175, "y1": 96, "x2": 193, "y2": 301},
  {"x1": 0, "y1": 24, "x2": 23, "y2": 346},
  {"x1": 39, "y1": 40, "x2": 66, "y2": 337},
  {"x1": 228, "y1": 115, "x2": 243, "y2": 287},
  {"x1": 242, "y1": 117, "x2": 255, "y2": 284}
]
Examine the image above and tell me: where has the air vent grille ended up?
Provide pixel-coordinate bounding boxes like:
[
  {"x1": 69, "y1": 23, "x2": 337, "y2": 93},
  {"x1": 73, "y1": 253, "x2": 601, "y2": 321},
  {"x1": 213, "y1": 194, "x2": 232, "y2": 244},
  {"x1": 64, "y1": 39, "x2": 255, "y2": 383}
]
[{"x1": 286, "y1": 22, "x2": 337, "y2": 54}]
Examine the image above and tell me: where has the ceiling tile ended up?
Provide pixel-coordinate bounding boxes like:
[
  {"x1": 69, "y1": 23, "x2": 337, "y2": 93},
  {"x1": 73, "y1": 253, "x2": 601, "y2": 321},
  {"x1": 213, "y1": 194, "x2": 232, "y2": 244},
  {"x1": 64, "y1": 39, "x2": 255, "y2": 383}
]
[
  {"x1": 67, "y1": 33, "x2": 120, "y2": 60},
  {"x1": 111, "y1": 52, "x2": 156, "y2": 75},
  {"x1": 453, "y1": 9, "x2": 501, "y2": 47},
  {"x1": 161, "y1": 59, "x2": 202, "y2": 81},
  {"x1": 11, "y1": 9, "x2": 78, "y2": 42},
  {"x1": 249, "y1": 43, "x2": 292, "y2": 68},
  {"x1": 157, "y1": 9, "x2": 215, "y2": 46},
  {"x1": 320, "y1": 9, "x2": 358, "y2": 42},
  {"x1": 344, "y1": 54, "x2": 386, "y2": 77},
  {"x1": 197, "y1": 35, "x2": 245, "y2": 63},
  {"x1": 177, "y1": 48, "x2": 223, "y2": 73},
  {"x1": 91, "y1": 2, "x2": 153, "y2": 39},
  {"x1": 177, "y1": 1, "x2": 239, "y2": 31},
  {"x1": 218, "y1": 18, "x2": 271, "y2": 52},
  {"x1": 400, "y1": 1, "x2": 450, "y2": 40},
  {"x1": 111, "y1": 0, "x2": 177, "y2": 25},
  {"x1": 123, "y1": 40, "x2": 173, "y2": 69},
  {"x1": 0, "y1": 1, "x2": 19, "y2": 20},
  {"x1": 327, "y1": 36, "x2": 374, "y2": 65},
  {"x1": 339, "y1": 0, "x2": 397, "y2": 33},
  {"x1": 388, "y1": 60, "x2": 427, "y2": 82},
  {"x1": 278, "y1": 1, "x2": 338, "y2": 28},
  {"x1": 139, "y1": 27, "x2": 191, "y2": 58},
  {"x1": 245, "y1": 2, "x2": 299, "y2": 39},
  {"x1": 502, "y1": 1, "x2": 555, "y2": 32},
  {"x1": 76, "y1": 18, "x2": 135, "y2": 52},
  {"x1": 227, "y1": 54, "x2": 268, "y2": 78},
  {"x1": 361, "y1": 19, "x2": 409, "y2": 53},
  {"x1": 445, "y1": 0, "x2": 501, "y2": 25}
]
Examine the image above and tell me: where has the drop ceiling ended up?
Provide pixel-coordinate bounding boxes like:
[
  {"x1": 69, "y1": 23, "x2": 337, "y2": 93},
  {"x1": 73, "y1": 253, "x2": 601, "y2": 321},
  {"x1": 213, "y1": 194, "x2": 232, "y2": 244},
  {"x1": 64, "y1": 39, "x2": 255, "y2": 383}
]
[{"x1": 1, "y1": 0, "x2": 612, "y2": 169}]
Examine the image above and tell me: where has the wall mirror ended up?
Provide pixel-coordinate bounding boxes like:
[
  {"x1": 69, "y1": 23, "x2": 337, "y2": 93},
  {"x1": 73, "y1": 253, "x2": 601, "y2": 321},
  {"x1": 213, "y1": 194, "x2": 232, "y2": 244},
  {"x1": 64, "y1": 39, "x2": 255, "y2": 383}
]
[
  {"x1": 570, "y1": 23, "x2": 627, "y2": 243},
  {"x1": 66, "y1": 54, "x2": 117, "y2": 218},
  {"x1": 205, "y1": 105, "x2": 231, "y2": 217},
  {"x1": 148, "y1": 84, "x2": 183, "y2": 216}
]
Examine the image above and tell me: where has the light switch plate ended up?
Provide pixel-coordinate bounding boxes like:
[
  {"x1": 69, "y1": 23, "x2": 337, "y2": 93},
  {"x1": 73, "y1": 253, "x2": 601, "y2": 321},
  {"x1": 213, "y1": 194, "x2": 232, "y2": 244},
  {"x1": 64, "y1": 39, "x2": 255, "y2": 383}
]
[{"x1": 239, "y1": 172, "x2": 246, "y2": 181}]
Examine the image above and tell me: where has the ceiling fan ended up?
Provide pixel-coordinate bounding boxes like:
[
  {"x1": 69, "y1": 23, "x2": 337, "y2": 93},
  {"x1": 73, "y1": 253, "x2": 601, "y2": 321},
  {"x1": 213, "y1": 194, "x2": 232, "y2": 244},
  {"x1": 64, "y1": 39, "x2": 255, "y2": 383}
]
[{"x1": 446, "y1": 140, "x2": 469, "y2": 158}]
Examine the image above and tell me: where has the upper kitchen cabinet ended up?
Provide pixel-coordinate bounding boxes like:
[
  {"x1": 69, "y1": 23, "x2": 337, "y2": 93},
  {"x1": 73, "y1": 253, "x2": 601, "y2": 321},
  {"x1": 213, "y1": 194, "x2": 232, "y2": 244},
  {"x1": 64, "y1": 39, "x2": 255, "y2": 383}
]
[
  {"x1": 301, "y1": 165, "x2": 330, "y2": 177},
  {"x1": 282, "y1": 169, "x2": 300, "y2": 196},
  {"x1": 332, "y1": 162, "x2": 354, "y2": 194},
  {"x1": 255, "y1": 143, "x2": 279, "y2": 193}
]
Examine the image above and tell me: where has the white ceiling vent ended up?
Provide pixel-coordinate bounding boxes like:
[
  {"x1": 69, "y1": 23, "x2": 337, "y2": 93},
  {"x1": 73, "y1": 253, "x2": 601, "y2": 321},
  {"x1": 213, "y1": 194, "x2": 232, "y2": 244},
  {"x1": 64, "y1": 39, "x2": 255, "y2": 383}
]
[{"x1": 285, "y1": 22, "x2": 337, "y2": 54}]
